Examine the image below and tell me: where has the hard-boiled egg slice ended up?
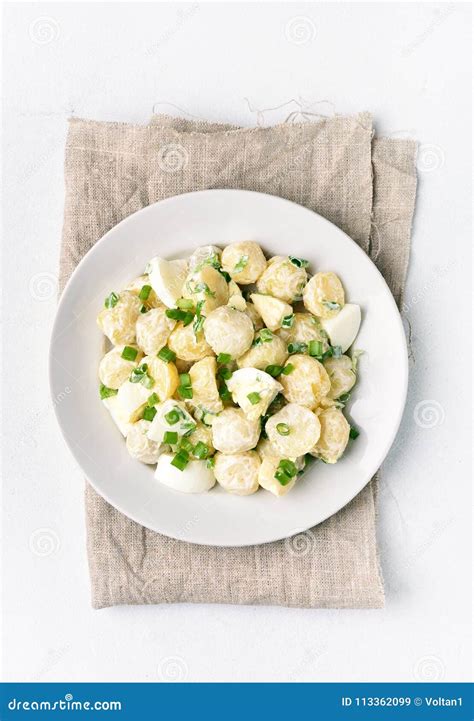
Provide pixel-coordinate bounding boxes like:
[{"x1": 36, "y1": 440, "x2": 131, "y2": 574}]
[
  {"x1": 115, "y1": 381, "x2": 150, "y2": 422},
  {"x1": 320, "y1": 303, "x2": 361, "y2": 353},
  {"x1": 147, "y1": 256, "x2": 188, "y2": 308},
  {"x1": 147, "y1": 399, "x2": 196, "y2": 443},
  {"x1": 155, "y1": 453, "x2": 215, "y2": 493},
  {"x1": 250, "y1": 293, "x2": 293, "y2": 332},
  {"x1": 226, "y1": 367, "x2": 282, "y2": 421},
  {"x1": 102, "y1": 396, "x2": 133, "y2": 437}
]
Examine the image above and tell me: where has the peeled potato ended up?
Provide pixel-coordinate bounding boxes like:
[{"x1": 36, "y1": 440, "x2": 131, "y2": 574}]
[
  {"x1": 323, "y1": 355, "x2": 356, "y2": 399},
  {"x1": 265, "y1": 403, "x2": 321, "y2": 457},
  {"x1": 125, "y1": 275, "x2": 162, "y2": 309},
  {"x1": 182, "y1": 265, "x2": 229, "y2": 314},
  {"x1": 97, "y1": 290, "x2": 142, "y2": 345},
  {"x1": 141, "y1": 355, "x2": 179, "y2": 401},
  {"x1": 188, "y1": 356, "x2": 223, "y2": 414},
  {"x1": 250, "y1": 293, "x2": 293, "y2": 332},
  {"x1": 204, "y1": 306, "x2": 254, "y2": 359},
  {"x1": 258, "y1": 457, "x2": 296, "y2": 497},
  {"x1": 213, "y1": 451, "x2": 261, "y2": 495},
  {"x1": 136, "y1": 307, "x2": 176, "y2": 356},
  {"x1": 237, "y1": 333, "x2": 288, "y2": 370},
  {"x1": 310, "y1": 407, "x2": 350, "y2": 463},
  {"x1": 279, "y1": 354, "x2": 331, "y2": 409},
  {"x1": 303, "y1": 272, "x2": 345, "y2": 319},
  {"x1": 126, "y1": 419, "x2": 163, "y2": 464},
  {"x1": 99, "y1": 346, "x2": 143, "y2": 389},
  {"x1": 168, "y1": 322, "x2": 214, "y2": 362},
  {"x1": 211, "y1": 407, "x2": 260, "y2": 454},
  {"x1": 277, "y1": 312, "x2": 330, "y2": 352},
  {"x1": 244, "y1": 302, "x2": 264, "y2": 331},
  {"x1": 221, "y1": 241, "x2": 267, "y2": 284},
  {"x1": 256, "y1": 256, "x2": 307, "y2": 302}
]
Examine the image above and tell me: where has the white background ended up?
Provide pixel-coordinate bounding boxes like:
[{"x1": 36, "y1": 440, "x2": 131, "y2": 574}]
[{"x1": 2, "y1": 2, "x2": 472, "y2": 683}]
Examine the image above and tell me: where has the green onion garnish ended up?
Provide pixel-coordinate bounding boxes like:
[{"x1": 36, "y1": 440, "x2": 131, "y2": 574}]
[
  {"x1": 217, "y1": 353, "x2": 232, "y2": 364},
  {"x1": 99, "y1": 384, "x2": 118, "y2": 400},
  {"x1": 130, "y1": 363, "x2": 154, "y2": 388},
  {"x1": 179, "y1": 373, "x2": 191, "y2": 387},
  {"x1": 166, "y1": 308, "x2": 187, "y2": 321},
  {"x1": 275, "y1": 469, "x2": 292, "y2": 486},
  {"x1": 218, "y1": 366, "x2": 232, "y2": 380},
  {"x1": 171, "y1": 450, "x2": 189, "y2": 471},
  {"x1": 193, "y1": 441, "x2": 209, "y2": 459},
  {"x1": 288, "y1": 256, "x2": 309, "y2": 268},
  {"x1": 176, "y1": 298, "x2": 194, "y2": 310},
  {"x1": 179, "y1": 438, "x2": 194, "y2": 454},
  {"x1": 219, "y1": 383, "x2": 232, "y2": 401},
  {"x1": 265, "y1": 365, "x2": 284, "y2": 377},
  {"x1": 182, "y1": 311, "x2": 194, "y2": 327},
  {"x1": 219, "y1": 269, "x2": 231, "y2": 282},
  {"x1": 281, "y1": 314, "x2": 294, "y2": 329},
  {"x1": 322, "y1": 301, "x2": 341, "y2": 311},
  {"x1": 233, "y1": 255, "x2": 249, "y2": 273},
  {"x1": 338, "y1": 393, "x2": 351, "y2": 403},
  {"x1": 142, "y1": 406, "x2": 157, "y2": 422},
  {"x1": 247, "y1": 392, "x2": 261, "y2": 405},
  {"x1": 178, "y1": 386, "x2": 193, "y2": 399},
  {"x1": 260, "y1": 329, "x2": 274, "y2": 342},
  {"x1": 182, "y1": 421, "x2": 197, "y2": 436},
  {"x1": 158, "y1": 347, "x2": 176, "y2": 363},
  {"x1": 163, "y1": 431, "x2": 178, "y2": 444},
  {"x1": 279, "y1": 459, "x2": 298, "y2": 476},
  {"x1": 276, "y1": 423, "x2": 290, "y2": 436},
  {"x1": 206, "y1": 456, "x2": 216, "y2": 469},
  {"x1": 349, "y1": 426, "x2": 360, "y2": 440},
  {"x1": 138, "y1": 284, "x2": 152, "y2": 301},
  {"x1": 308, "y1": 340, "x2": 323, "y2": 357},
  {"x1": 140, "y1": 305, "x2": 148, "y2": 313},
  {"x1": 193, "y1": 300, "x2": 205, "y2": 335},
  {"x1": 281, "y1": 364, "x2": 294, "y2": 375},
  {"x1": 147, "y1": 392, "x2": 159, "y2": 406},
  {"x1": 165, "y1": 409, "x2": 180, "y2": 425},
  {"x1": 193, "y1": 282, "x2": 215, "y2": 297},
  {"x1": 121, "y1": 346, "x2": 138, "y2": 361},
  {"x1": 288, "y1": 342, "x2": 307, "y2": 354},
  {"x1": 104, "y1": 292, "x2": 119, "y2": 309}
]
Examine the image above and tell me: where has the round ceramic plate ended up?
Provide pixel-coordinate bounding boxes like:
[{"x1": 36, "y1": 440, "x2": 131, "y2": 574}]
[{"x1": 49, "y1": 189, "x2": 407, "y2": 546}]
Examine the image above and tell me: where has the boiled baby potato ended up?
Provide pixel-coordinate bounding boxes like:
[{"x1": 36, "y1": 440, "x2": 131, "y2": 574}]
[
  {"x1": 244, "y1": 302, "x2": 264, "y2": 331},
  {"x1": 237, "y1": 332, "x2": 288, "y2": 370},
  {"x1": 204, "y1": 306, "x2": 254, "y2": 359},
  {"x1": 279, "y1": 354, "x2": 331, "y2": 409},
  {"x1": 310, "y1": 407, "x2": 350, "y2": 463},
  {"x1": 142, "y1": 355, "x2": 179, "y2": 402},
  {"x1": 188, "y1": 356, "x2": 223, "y2": 415},
  {"x1": 250, "y1": 293, "x2": 293, "y2": 332},
  {"x1": 135, "y1": 307, "x2": 176, "y2": 356},
  {"x1": 226, "y1": 368, "x2": 282, "y2": 421},
  {"x1": 168, "y1": 321, "x2": 214, "y2": 362},
  {"x1": 126, "y1": 419, "x2": 164, "y2": 464},
  {"x1": 256, "y1": 256, "x2": 307, "y2": 303},
  {"x1": 97, "y1": 290, "x2": 142, "y2": 345},
  {"x1": 99, "y1": 345, "x2": 143, "y2": 389},
  {"x1": 182, "y1": 265, "x2": 229, "y2": 314},
  {"x1": 323, "y1": 355, "x2": 356, "y2": 400},
  {"x1": 213, "y1": 451, "x2": 261, "y2": 495},
  {"x1": 188, "y1": 245, "x2": 222, "y2": 272},
  {"x1": 221, "y1": 241, "x2": 267, "y2": 284},
  {"x1": 211, "y1": 407, "x2": 260, "y2": 454},
  {"x1": 303, "y1": 272, "x2": 345, "y2": 319},
  {"x1": 258, "y1": 458, "x2": 296, "y2": 497},
  {"x1": 265, "y1": 403, "x2": 321, "y2": 457},
  {"x1": 277, "y1": 312, "x2": 329, "y2": 352},
  {"x1": 125, "y1": 275, "x2": 162, "y2": 309}
]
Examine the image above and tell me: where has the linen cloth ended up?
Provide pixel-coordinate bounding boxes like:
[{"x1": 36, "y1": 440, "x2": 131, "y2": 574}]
[{"x1": 59, "y1": 113, "x2": 417, "y2": 609}]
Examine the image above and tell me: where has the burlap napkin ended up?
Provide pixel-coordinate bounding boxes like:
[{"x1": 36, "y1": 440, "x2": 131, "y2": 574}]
[{"x1": 59, "y1": 113, "x2": 417, "y2": 609}]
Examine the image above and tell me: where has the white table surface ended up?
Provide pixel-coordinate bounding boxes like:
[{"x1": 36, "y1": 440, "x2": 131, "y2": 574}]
[{"x1": 2, "y1": 2, "x2": 472, "y2": 683}]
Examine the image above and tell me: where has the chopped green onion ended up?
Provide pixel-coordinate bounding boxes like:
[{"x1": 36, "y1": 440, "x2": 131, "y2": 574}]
[
  {"x1": 287, "y1": 342, "x2": 307, "y2": 354},
  {"x1": 121, "y1": 346, "x2": 138, "y2": 361},
  {"x1": 218, "y1": 366, "x2": 232, "y2": 380},
  {"x1": 163, "y1": 431, "x2": 178, "y2": 444},
  {"x1": 179, "y1": 373, "x2": 191, "y2": 387},
  {"x1": 281, "y1": 363, "x2": 294, "y2": 375},
  {"x1": 193, "y1": 441, "x2": 209, "y2": 459},
  {"x1": 219, "y1": 383, "x2": 232, "y2": 401},
  {"x1": 182, "y1": 311, "x2": 194, "y2": 326},
  {"x1": 165, "y1": 308, "x2": 187, "y2": 321},
  {"x1": 130, "y1": 363, "x2": 154, "y2": 388},
  {"x1": 275, "y1": 469, "x2": 292, "y2": 486},
  {"x1": 142, "y1": 406, "x2": 157, "y2": 422},
  {"x1": 140, "y1": 305, "x2": 148, "y2": 313},
  {"x1": 138, "y1": 284, "x2": 152, "y2": 301},
  {"x1": 288, "y1": 256, "x2": 309, "y2": 268},
  {"x1": 182, "y1": 421, "x2": 197, "y2": 436},
  {"x1": 171, "y1": 450, "x2": 189, "y2": 471},
  {"x1": 349, "y1": 426, "x2": 360, "y2": 440},
  {"x1": 332, "y1": 345, "x2": 342, "y2": 358},
  {"x1": 206, "y1": 456, "x2": 216, "y2": 469},
  {"x1": 276, "y1": 422, "x2": 290, "y2": 436},
  {"x1": 218, "y1": 269, "x2": 231, "y2": 282},
  {"x1": 233, "y1": 255, "x2": 249, "y2": 273},
  {"x1": 99, "y1": 384, "x2": 118, "y2": 400},
  {"x1": 104, "y1": 291, "x2": 119, "y2": 309},
  {"x1": 217, "y1": 353, "x2": 232, "y2": 364},
  {"x1": 279, "y1": 459, "x2": 298, "y2": 477},
  {"x1": 158, "y1": 346, "x2": 176, "y2": 363},
  {"x1": 321, "y1": 350, "x2": 333, "y2": 362},
  {"x1": 322, "y1": 301, "x2": 341, "y2": 311},
  {"x1": 176, "y1": 298, "x2": 194, "y2": 310},
  {"x1": 179, "y1": 438, "x2": 194, "y2": 454},
  {"x1": 265, "y1": 364, "x2": 284, "y2": 377},
  {"x1": 247, "y1": 392, "x2": 261, "y2": 405},
  {"x1": 193, "y1": 282, "x2": 215, "y2": 297},
  {"x1": 178, "y1": 386, "x2": 193, "y2": 399},
  {"x1": 165, "y1": 409, "x2": 180, "y2": 425},
  {"x1": 308, "y1": 340, "x2": 323, "y2": 357},
  {"x1": 147, "y1": 392, "x2": 159, "y2": 406},
  {"x1": 281, "y1": 314, "x2": 295, "y2": 329},
  {"x1": 338, "y1": 393, "x2": 351, "y2": 403},
  {"x1": 193, "y1": 300, "x2": 205, "y2": 335},
  {"x1": 260, "y1": 329, "x2": 274, "y2": 342}
]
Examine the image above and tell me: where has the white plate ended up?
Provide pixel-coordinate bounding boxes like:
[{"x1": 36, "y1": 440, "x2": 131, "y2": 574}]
[{"x1": 49, "y1": 190, "x2": 407, "y2": 546}]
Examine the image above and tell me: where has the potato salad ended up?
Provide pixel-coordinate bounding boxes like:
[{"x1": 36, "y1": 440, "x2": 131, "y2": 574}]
[{"x1": 97, "y1": 242, "x2": 362, "y2": 497}]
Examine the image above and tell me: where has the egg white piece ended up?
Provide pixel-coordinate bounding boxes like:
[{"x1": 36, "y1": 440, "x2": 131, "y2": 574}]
[
  {"x1": 226, "y1": 368, "x2": 282, "y2": 421},
  {"x1": 155, "y1": 453, "x2": 216, "y2": 493},
  {"x1": 102, "y1": 396, "x2": 133, "y2": 437},
  {"x1": 115, "y1": 381, "x2": 150, "y2": 422},
  {"x1": 320, "y1": 303, "x2": 361, "y2": 352},
  {"x1": 147, "y1": 256, "x2": 188, "y2": 308}
]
